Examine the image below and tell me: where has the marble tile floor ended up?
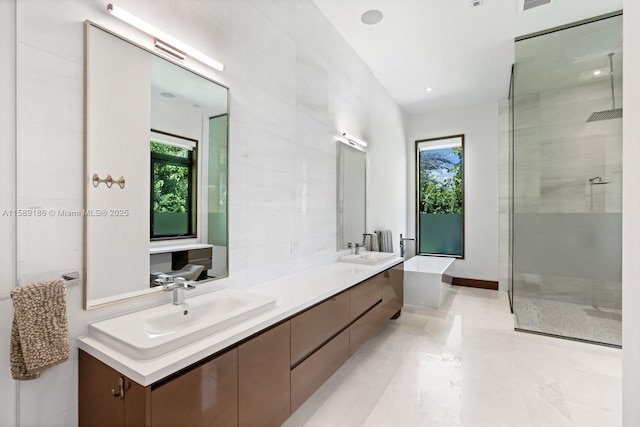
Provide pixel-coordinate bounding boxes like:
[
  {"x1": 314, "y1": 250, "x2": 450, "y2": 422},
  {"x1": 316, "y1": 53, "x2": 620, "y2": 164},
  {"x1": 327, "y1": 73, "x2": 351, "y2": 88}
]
[
  {"x1": 513, "y1": 295, "x2": 622, "y2": 347},
  {"x1": 284, "y1": 286, "x2": 621, "y2": 427}
]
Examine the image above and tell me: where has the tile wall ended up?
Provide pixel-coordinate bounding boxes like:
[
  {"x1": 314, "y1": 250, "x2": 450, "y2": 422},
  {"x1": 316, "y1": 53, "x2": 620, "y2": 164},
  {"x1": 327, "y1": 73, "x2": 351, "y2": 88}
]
[{"x1": 1, "y1": 0, "x2": 408, "y2": 425}]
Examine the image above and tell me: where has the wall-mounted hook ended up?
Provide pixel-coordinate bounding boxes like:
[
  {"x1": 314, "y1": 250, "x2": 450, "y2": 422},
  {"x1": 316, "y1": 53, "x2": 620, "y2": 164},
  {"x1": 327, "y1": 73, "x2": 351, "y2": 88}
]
[{"x1": 92, "y1": 173, "x2": 125, "y2": 189}]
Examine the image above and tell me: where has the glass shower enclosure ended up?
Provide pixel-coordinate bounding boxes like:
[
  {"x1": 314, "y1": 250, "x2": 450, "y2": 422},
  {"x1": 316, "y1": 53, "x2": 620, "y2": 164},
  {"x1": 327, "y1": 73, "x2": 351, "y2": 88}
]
[{"x1": 511, "y1": 13, "x2": 622, "y2": 346}]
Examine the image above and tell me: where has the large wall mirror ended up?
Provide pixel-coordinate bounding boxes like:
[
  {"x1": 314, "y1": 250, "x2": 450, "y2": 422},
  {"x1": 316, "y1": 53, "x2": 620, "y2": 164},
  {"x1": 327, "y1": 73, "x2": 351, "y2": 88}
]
[
  {"x1": 336, "y1": 142, "x2": 366, "y2": 250},
  {"x1": 84, "y1": 22, "x2": 228, "y2": 309},
  {"x1": 416, "y1": 135, "x2": 464, "y2": 258}
]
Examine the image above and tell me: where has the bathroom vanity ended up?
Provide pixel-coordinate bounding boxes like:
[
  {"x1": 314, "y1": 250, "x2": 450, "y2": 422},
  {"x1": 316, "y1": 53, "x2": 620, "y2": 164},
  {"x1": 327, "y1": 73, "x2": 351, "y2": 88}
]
[{"x1": 78, "y1": 260, "x2": 404, "y2": 427}]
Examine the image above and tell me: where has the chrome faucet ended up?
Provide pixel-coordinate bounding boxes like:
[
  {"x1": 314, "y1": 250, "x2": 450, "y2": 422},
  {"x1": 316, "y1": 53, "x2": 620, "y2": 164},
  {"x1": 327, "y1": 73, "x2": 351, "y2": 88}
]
[{"x1": 162, "y1": 277, "x2": 195, "y2": 305}]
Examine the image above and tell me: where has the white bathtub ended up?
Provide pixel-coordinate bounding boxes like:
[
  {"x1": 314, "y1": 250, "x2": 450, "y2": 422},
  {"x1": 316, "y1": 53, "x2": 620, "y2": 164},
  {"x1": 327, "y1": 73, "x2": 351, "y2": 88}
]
[{"x1": 404, "y1": 256, "x2": 456, "y2": 308}]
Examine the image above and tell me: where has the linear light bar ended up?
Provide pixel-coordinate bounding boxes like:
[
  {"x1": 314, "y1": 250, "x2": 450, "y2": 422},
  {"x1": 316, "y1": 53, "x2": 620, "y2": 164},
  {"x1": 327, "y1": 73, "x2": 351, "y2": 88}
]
[
  {"x1": 106, "y1": 3, "x2": 224, "y2": 71},
  {"x1": 341, "y1": 132, "x2": 368, "y2": 147},
  {"x1": 154, "y1": 39, "x2": 186, "y2": 61}
]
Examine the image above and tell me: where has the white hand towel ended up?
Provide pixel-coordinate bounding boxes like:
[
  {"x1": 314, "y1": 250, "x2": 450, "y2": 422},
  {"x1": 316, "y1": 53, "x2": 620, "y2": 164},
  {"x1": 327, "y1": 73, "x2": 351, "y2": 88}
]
[
  {"x1": 371, "y1": 233, "x2": 379, "y2": 252},
  {"x1": 385, "y1": 230, "x2": 394, "y2": 253}
]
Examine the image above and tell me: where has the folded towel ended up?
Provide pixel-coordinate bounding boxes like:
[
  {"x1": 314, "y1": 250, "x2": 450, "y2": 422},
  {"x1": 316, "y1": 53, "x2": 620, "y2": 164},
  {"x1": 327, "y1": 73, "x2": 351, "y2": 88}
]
[
  {"x1": 371, "y1": 233, "x2": 379, "y2": 252},
  {"x1": 384, "y1": 230, "x2": 394, "y2": 253},
  {"x1": 377, "y1": 231, "x2": 385, "y2": 253},
  {"x1": 10, "y1": 279, "x2": 69, "y2": 380},
  {"x1": 377, "y1": 229, "x2": 393, "y2": 252},
  {"x1": 363, "y1": 234, "x2": 372, "y2": 251}
]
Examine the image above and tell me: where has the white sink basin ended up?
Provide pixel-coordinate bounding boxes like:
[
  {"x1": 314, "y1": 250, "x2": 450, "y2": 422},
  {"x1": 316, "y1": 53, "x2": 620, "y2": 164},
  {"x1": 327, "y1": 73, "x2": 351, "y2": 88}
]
[
  {"x1": 88, "y1": 288, "x2": 276, "y2": 360},
  {"x1": 339, "y1": 251, "x2": 395, "y2": 265}
]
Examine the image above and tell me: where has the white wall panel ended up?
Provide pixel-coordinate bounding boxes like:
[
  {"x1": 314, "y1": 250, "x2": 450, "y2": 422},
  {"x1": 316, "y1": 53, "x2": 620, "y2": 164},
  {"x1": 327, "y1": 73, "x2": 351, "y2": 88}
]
[{"x1": 408, "y1": 102, "x2": 500, "y2": 283}]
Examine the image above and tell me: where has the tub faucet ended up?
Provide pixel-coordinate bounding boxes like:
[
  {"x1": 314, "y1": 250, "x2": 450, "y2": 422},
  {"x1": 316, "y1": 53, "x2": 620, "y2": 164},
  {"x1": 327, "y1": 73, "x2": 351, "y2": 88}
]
[{"x1": 163, "y1": 277, "x2": 195, "y2": 305}]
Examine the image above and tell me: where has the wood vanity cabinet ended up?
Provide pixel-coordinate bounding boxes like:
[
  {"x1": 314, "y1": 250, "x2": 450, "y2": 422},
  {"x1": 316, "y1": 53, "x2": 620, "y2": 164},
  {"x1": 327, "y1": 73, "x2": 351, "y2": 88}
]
[
  {"x1": 290, "y1": 329, "x2": 350, "y2": 412},
  {"x1": 382, "y1": 262, "x2": 404, "y2": 320},
  {"x1": 289, "y1": 292, "x2": 351, "y2": 413},
  {"x1": 79, "y1": 348, "x2": 238, "y2": 427},
  {"x1": 79, "y1": 350, "x2": 147, "y2": 427},
  {"x1": 349, "y1": 275, "x2": 383, "y2": 321},
  {"x1": 290, "y1": 291, "x2": 350, "y2": 365},
  {"x1": 151, "y1": 348, "x2": 238, "y2": 427},
  {"x1": 238, "y1": 321, "x2": 290, "y2": 427},
  {"x1": 349, "y1": 302, "x2": 383, "y2": 356},
  {"x1": 79, "y1": 263, "x2": 404, "y2": 427}
]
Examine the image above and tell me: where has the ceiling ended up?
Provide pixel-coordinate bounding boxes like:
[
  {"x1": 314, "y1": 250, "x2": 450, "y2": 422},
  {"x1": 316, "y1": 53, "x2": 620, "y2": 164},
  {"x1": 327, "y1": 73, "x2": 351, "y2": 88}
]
[{"x1": 311, "y1": 0, "x2": 623, "y2": 115}]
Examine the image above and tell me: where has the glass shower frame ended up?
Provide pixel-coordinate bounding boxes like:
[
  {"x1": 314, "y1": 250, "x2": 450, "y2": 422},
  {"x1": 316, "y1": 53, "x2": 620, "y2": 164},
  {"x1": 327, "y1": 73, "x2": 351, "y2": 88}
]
[{"x1": 511, "y1": 12, "x2": 623, "y2": 347}]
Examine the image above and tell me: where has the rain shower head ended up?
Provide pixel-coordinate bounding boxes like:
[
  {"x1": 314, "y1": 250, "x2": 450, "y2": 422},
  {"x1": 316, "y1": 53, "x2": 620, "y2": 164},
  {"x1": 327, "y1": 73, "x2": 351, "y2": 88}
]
[
  {"x1": 587, "y1": 53, "x2": 622, "y2": 123},
  {"x1": 586, "y1": 108, "x2": 622, "y2": 122}
]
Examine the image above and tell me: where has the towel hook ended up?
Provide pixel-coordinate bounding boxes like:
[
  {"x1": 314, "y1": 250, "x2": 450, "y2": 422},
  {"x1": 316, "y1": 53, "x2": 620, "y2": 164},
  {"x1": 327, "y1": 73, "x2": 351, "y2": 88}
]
[{"x1": 92, "y1": 173, "x2": 125, "y2": 189}]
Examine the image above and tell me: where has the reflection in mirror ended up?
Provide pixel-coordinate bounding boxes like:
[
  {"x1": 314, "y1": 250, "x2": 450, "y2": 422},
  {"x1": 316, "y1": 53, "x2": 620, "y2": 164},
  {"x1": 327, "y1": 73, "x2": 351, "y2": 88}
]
[
  {"x1": 85, "y1": 22, "x2": 228, "y2": 309},
  {"x1": 336, "y1": 142, "x2": 366, "y2": 250},
  {"x1": 416, "y1": 135, "x2": 464, "y2": 258},
  {"x1": 150, "y1": 131, "x2": 197, "y2": 239}
]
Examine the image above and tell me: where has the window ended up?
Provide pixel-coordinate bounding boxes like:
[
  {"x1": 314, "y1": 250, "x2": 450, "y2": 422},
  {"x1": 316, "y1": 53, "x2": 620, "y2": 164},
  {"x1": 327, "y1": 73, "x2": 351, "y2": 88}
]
[
  {"x1": 416, "y1": 135, "x2": 464, "y2": 257},
  {"x1": 150, "y1": 130, "x2": 197, "y2": 239}
]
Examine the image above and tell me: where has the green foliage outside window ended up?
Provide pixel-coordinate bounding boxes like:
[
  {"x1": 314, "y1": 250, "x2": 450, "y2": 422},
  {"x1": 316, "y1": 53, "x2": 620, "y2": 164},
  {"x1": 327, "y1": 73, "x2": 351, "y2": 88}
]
[
  {"x1": 151, "y1": 140, "x2": 194, "y2": 237},
  {"x1": 419, "y1": 146, "x2": 462, "y2": 214},
  {"x1": 151, "y1": 142, "x2": 190, "y2": 214}
]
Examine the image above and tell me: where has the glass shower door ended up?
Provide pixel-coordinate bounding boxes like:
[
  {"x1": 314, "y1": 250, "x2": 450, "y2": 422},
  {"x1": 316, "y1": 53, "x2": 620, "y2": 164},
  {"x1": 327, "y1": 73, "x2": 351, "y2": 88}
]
[{"x1": 512, "y1": 13, "x2": 623, "y2": 346}]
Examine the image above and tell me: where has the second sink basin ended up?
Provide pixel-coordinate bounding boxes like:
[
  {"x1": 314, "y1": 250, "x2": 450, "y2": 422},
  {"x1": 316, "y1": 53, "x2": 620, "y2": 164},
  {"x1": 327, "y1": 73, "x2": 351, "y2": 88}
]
[
  {"x1": 339, "y1": 251, "x2": 395, "y2": 265},
  {"x1": 88, "y1": 288, "x2": 276, "y2": 360}
]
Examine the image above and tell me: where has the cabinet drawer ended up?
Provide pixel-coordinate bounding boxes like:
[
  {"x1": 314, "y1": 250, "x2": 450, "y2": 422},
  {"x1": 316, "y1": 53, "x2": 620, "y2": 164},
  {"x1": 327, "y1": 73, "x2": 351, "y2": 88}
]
[
  {"x1": 151, "y1": 348, "x2": 238, "y2": 427},
  {"x1": 239, "y1": 322, "x2": 290, "y2": 427},
  {"x1": 291, "y1": 291, "x2": 349, "y2": 365},
  {"x1": 382, "y1": 264, "x2": 404, "y2": 320},
  {"x1": 291, "y1": 329, "x2": 349, "y2": 412},
  {"x1": 349, "y1": 302, "x2": 383, "y2": 356},
  {"x1": 350, "y1": 275, "x2": 382, "y2": 321}
]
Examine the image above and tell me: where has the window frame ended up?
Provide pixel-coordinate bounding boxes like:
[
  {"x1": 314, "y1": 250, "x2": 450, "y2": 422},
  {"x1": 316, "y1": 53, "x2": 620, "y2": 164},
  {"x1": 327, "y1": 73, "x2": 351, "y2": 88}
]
[{"x1": 415, "y1": 134, "x2": 465, "y2": 259}]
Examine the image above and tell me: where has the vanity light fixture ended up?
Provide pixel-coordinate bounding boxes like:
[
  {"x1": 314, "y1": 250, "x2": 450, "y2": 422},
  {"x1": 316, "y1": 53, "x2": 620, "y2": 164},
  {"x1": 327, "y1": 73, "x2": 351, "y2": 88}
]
[
  {"x1": 341, "y1": 132, "x2": 368, "y2": 147},
  {"x1": 106, "y1": 3, "x2": 224, "y2": 71},
  {"x1": 154, "y1": 39, "x2": 186, "y2": 61}
]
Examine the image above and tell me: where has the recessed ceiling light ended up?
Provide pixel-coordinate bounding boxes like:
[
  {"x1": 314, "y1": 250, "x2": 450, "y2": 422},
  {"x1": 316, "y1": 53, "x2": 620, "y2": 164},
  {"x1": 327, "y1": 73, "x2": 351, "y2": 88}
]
[
  {"x1": 426, "y1": 87, "x2": 433, "y2": 92},
  {"x1": 361, "y1": 9, "x2": 383, "y2": 25},
  {"x1": 593, "y1": 70, "x2": 602, "y2": 76},
  {"x1": 160, "y1": 92, "x2": 176, "y2": 98}
]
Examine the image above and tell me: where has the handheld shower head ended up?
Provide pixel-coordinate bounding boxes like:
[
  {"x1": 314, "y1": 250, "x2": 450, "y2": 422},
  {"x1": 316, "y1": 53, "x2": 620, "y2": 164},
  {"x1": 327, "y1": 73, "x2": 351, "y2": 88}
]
[{"x1": 589, "y1": 176, "x2": 610, "y2": 185}]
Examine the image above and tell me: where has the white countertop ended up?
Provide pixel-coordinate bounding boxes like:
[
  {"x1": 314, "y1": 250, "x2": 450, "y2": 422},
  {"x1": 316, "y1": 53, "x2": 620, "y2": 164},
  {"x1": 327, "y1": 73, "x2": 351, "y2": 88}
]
[{"x1": 77, "y1": 257, "x2": 404, "y2": 386}]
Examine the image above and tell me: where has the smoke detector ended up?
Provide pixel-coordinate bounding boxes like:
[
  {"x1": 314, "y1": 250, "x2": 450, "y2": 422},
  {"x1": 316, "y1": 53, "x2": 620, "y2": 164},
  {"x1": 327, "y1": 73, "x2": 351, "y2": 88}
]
[{"x1": 522, "y1": 0, "x2": 552, "y2": 12}]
